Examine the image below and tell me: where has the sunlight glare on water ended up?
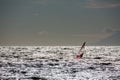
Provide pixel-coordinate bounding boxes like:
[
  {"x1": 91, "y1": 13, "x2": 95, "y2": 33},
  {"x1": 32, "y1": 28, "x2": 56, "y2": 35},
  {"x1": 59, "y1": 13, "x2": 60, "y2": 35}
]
[{"x1": 0, "y1": 46, "x2": 120, "y2": 80}]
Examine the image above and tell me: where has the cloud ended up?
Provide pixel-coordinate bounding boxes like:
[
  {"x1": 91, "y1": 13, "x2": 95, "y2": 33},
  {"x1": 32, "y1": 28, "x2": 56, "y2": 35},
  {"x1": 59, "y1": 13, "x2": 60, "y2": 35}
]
[
  {"x1": 86, "y1": 0, "x2": 120, "y2": 8},
  {"x1": 103, "y1": 27, "x2": 120, "y2": 33},
  {"x1": 32, "y1": 0, "x2": 49, "y2": 6},
  {"x1": 71, "y1": 33, "x2": 113, "y2": 44},
  {"x1": 72, "y1": 33, "x2": 112, "y2": 39},
  {"x1": 103, "y1": 27, "x2": 115, "y2": 33},
  {"x1": 96, "y1": 31, "x2": 120, "y2": 45},
  {"x1": 38, "y1": 31, "x2": 48, "y2": 36},
  {"x1": 32, "y1": 13, "x2": 40, "y2": 16}
]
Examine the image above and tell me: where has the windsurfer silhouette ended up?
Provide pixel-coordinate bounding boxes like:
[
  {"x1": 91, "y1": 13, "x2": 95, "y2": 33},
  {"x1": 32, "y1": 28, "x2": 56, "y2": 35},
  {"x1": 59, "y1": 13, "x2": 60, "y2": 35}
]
[{"x1": 76, "y1": 42, "x2": 86, "y2": 59}]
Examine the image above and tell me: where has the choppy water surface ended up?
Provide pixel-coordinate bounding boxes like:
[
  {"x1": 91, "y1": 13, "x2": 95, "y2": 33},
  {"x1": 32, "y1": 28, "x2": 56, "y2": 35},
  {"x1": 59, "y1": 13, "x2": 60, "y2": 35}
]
[{"x1": 0, "y1": 46, "x2": 120, "y2": 80}]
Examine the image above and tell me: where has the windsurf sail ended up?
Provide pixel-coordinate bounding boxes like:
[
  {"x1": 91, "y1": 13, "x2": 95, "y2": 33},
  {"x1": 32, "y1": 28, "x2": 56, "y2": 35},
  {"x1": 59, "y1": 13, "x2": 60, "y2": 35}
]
[{"x1": 76, "y1": 42, "x2": 86, "y2": 59}]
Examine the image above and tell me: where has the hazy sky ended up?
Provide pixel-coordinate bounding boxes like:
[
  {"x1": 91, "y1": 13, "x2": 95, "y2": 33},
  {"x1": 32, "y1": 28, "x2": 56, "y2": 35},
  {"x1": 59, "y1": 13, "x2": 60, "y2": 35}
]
[{"x1": 0, "y1": 0, "x2": 120, "y2": 45}]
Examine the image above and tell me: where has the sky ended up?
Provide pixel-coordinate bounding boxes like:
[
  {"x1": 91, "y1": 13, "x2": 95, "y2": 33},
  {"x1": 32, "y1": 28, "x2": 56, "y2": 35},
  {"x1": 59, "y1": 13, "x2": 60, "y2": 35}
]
[{"x1": 0, "y1": 0, "x2": 120, "y2": 46}]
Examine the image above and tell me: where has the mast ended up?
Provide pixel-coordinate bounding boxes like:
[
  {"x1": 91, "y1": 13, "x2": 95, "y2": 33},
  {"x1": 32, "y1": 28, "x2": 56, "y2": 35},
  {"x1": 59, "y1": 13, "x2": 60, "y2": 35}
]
[{"x1": 78, "y1": 42, "x2": 86, "y2": 53}]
